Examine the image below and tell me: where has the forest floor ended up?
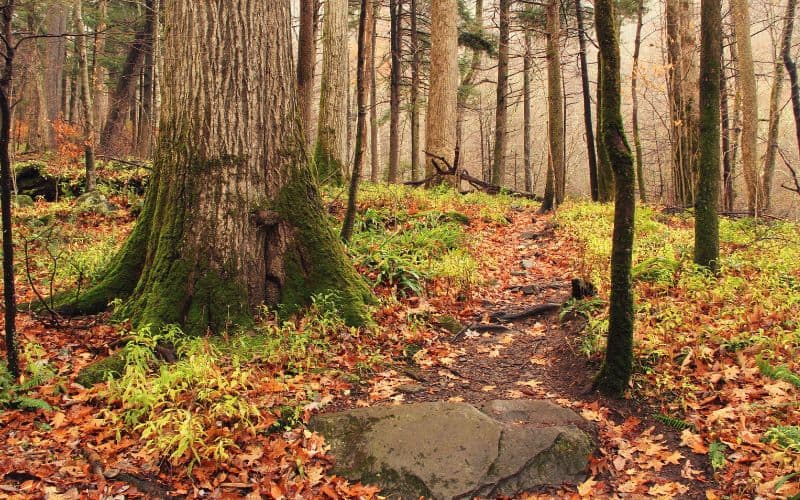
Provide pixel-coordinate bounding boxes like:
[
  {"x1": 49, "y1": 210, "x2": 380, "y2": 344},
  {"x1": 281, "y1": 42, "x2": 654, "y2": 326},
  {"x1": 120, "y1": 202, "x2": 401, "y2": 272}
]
[{"x1": 0, "y1": 175, "x2": 798, "y2": 499}]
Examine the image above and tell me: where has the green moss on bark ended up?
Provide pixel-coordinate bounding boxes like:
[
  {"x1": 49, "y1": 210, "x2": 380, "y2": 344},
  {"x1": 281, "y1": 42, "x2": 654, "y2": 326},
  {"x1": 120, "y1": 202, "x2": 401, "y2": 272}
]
[
  {"x1": 314, "y1": 142, "x2": 345, "y2": 184},
  {"x1": 75, "y1": 352, "x2": 126, "y2": 387},
  {"x1": 276, "y1": 172, "x2": 374, "y2": 326}
]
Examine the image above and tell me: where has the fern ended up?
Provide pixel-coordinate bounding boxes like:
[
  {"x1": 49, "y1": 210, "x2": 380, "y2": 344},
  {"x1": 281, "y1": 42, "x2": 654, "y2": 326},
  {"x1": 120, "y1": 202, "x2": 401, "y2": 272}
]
[
  {"x1": 763, "y1": 426, "x2": 800, "y2": 453},
  {"x1": 15, "y1": 397, "x2": 53, "y2": 412},
  {"x1": 757, "y1": 357, "x2": 800, "y2": 388},
  {"x1": 709, "y1": 440, "x2": 727, "y2": 471},
  {"x1": 653, "y1": 413, "x2": 692, "y2": 431}
]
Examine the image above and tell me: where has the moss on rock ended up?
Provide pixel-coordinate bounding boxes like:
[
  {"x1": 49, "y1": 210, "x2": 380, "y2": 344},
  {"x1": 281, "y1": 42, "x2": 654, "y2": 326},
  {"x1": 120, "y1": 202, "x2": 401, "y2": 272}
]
[{"x1": 76, "y1": 353, "x2": 126, "y2": 387}]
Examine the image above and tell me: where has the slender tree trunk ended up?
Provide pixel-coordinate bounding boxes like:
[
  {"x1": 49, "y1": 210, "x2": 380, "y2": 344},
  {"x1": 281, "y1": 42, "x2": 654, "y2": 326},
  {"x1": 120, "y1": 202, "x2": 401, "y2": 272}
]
[
  {"x1": 425, "y1": 0, "x2": 459, "y2": 184},
  {"x1": 316, "y1": 0, "x2": 350, "y2": 182},
  {"x1": 44, "y1": 2, "x2": 67, "y2": 148},
  {"x1": 721, "y1": 40, "x2": 735, "y2": 212},
  {"x1": 491, "y1": 0, "x2": 510, "y2": 186},
  {"x1": 343, "y1": 0, "x2": 375, "y2": 242},
  {"x1": 62, "y1": 0, "x2": 372, "y2": 335},
  {"x1": 596, "y1": 54, "x2": 615, "y2": 201},
  {"x1": 369, "y1": 0, "x2": 380, "y2": 182},
  {"x1": 731, "y1": 0, "x2": 759, "y2": 214},
  {"x1": 541, "y1": 149, "x2": 555, "y2": 211},
  {"x1": 546, "y1": 0, "x2": 565, "y2": 204},
  {"x1": 783, "y1": 0, "x2": 800, "y2": 160},
  {"x1": 73, "y1": 0, "x2": 96, "y2": 191},
  {"x1": 593, "y1": 0, "x2": 636, "y2": 397},
  {"x1": 388, "y1": 0, "x2": 401, "y2": 183},
  {"x1": 136, "y1": 0, "x2": 156, "y2": 156},
  {"x1": 92, "y1": 0, "x2": 109, "y2": 135},
  {"x1": 632, "y1": 0, "x2": 646, "y2": 202},
  {"x1": 762, "y1": 0, "x2": 794, "y2": 212},
  {"x1": 523, "y1": 29, "x2": 533, "y2": 193},
  {"x1": 298, "y1": 0, "x2": 320, "y2": 148},
  {"x1": 695, "y1": 0, "x2": 721, "y2": 270},
  {"x1": 409, "y1": 0, "x2": 420, "y2": 181},
  {"x1": 455, "y1": 0, "x2": 484, "y2": 174},
  {"x1": 99, "y1": 13, "x2": 152, "y2": 155},
  {"x1": 575, "y1": 0, "x2": 599, "y2": 201},
  {"x1": 1, "y1": 1, "x2": 18, "y2": 379}
]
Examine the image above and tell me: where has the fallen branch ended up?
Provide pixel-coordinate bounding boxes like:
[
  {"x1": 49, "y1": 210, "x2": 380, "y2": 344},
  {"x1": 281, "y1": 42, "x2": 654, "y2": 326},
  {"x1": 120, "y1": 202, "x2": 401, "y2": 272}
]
[
  {"x1": 404, "y1": 152, "x2": 541, "y2": 201},
  {"x1": 81, "y1": 447, "x2": 174, "y2": 499},
  {"x1": 490, "y1": 303, "x2": 562, "y2": 323}
]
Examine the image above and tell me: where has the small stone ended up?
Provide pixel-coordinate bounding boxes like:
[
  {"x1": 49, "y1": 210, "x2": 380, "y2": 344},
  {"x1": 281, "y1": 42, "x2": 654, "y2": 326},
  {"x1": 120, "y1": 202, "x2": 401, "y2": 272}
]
[
  {"x1": 397, "y1": 383, "x2": 426, "y2": 394},
  {"x1": 520, "y1": 231, "x2": 539, "y2": 240},
  {"x1": 521, "y1": 259, "x2": 535, "y2": 270}
]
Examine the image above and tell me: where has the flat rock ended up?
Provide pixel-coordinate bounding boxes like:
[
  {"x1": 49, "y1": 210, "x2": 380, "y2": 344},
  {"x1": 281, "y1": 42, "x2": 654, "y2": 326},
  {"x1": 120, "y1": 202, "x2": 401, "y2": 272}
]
[
  {"x1": 520, "y1": 259, "x2": 535, "y2": 270},
  {"x1": 310, "y1": 400, "x2": 595, "y2": 499}
]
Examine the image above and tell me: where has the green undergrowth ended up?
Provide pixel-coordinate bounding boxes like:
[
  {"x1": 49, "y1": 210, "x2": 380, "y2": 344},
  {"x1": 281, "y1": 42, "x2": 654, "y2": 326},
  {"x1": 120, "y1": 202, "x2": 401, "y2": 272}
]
[
  {"x1": 103, "y1": 293, "x2": 383, "y2": 471},
  {"x1": 0, "y1": 344, "x2": 59, "y2": 413},
  {"x1": 556, "y1": 201, "x2": 800, "y2": 489},
  {"x1": 334, "y1": 183, "x2": 527, "y2": 297}
]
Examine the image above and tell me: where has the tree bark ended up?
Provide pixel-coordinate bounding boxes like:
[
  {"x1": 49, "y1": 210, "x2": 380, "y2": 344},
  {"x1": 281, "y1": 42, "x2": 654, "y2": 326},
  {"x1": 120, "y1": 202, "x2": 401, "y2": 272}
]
[
  {"x1": 731, "y1": 0, "x2": 760, "y2": 214},
  {"x1": 316, "y1": 0, "x2": 350, "y2": 182},
  {"x1": 596, "y1": 54, "x2": 615, "y2": 201},
  {"x1": 410, "y1": 0, "x2": 421, "y2": 181},
  {"x1": 425, "y1": 0, "x2": 459, "y2": 185},
  {"x1": 343, "y1": 0, "x2": 375, "y2": 242},
  {"x1": 455, "y1": 0, "x2": 484, "y2": 174},
  {"x1": 136, "y1": 0, "x2": 156, "y2": 157},
  {"x1": 491, "y1": 0, "x2": 510, "y2": 187},
  {"x1": 92, "y1": 0, "x2": 109, "y2": 135},
  {"x1": 593, "y1": 0, "x2": 636, "y2": 397},
  {"x1": 546, "y1": 0, "x2": 565, "y2": 204},
  {"x1": 388, "y1": 0, "x2": 401, "y2": 183},
  {"x1": 575, "y1": 0, "x2": 599, "y2": 201},
  {"x1": 298, "y1": 0, "x2": 320, "y2": 149},
  {"x1": 721, "y1": 39, "x2": 735, "y2": 212},
  {"x1": 73, "y1": 0, "x2": 96, "y2": 191},
  {"x1": 61, "y1": 0, "x2": 373, "y2": 331},
  {"x1": 1, "y1": 1, "x2": 18, "y2": 379},
  {"x1": 632, "y1": 0, "x2": 646, "y2": 202},
  {"x1": 694, "y1": 0, "x2": 721, "y2": 270}
]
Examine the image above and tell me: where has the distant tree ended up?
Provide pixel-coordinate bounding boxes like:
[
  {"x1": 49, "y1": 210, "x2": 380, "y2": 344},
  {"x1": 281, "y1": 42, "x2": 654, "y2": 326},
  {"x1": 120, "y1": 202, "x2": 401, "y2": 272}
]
[
  {"x1": 60, "y1": 0, "x2": 373, "y2": 335},
  {"x1": 72, "y1": 0, "x2": 96, "y2": 191},
  {"x1": 298, "y1": 0, "x2": 320, "y2": 148},
  {"x1": 593, "y1": 0, "x2": 637, "y2": 397},
  {"x1": 694, "y1": 0, "x2": 721, "y2": 271},
  {"x1": 410, "y1": 0, "x2": 422, "y2": 181},
  {"x1": 491, "y1": 0, "x2": 510, "y2": 187},
  {"x1": 631, "y1": 0, "x2": 647, "y2": 202},
  {"x1": 575, "y1": 0, "x2": 599, "y2": 201},
  {"x1": 317, "y1": 0, "x2": 350, "y2": 182},
  {"x1": 388, "y1": 0, "x2": 401, "y2": 183},
  {"x1": 783, "y1": 0, "x2": 800, "y2": 163},
  {"x1": 546, "y1": 0, "x2": 565, "y2": 205}
]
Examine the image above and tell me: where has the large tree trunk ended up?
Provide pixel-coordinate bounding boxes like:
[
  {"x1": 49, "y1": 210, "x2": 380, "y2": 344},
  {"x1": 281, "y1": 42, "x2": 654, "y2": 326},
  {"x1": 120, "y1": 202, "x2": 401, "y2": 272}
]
[
  {"x1": 731, "y1": 0, "x2": 760, "y2": 214},
  {"x1": 61, "y1": 0, "x2": 372, "y2": 332},
  {"x1": 593, "y1": 0, "x2": 636, "y2": 397},
  {"x1": 388, "y1": 0, "x2": 401, "y2": 183},
  {"x1": 99, "y1": 11, "x2": 153, "y2": 155},
  {"x1": 632, "y1": 0, "x2": 646, "y2": 202},
  {"x1": 316, "y1": 0, "x2": 349, "y2": 182},
  {"x1": 523, "y1": 29, "x2": 533, "y2": 193},
  {"x1": 73, "y1": 0, "x2": 96, "y2": 191},
  {"x1": 425, "y1": 0, "x2": 459, "y2": 184},
  {"x1": 297, "y1": 0, "x2": 320, "y2": 148},
  {"x1": 546, "y1": 0, "x2": 565, "y2": 204},
  {"x1": 575, "y1": 0, "x2": 598, "y2": 201},
  {"x1": 342, "y1": 0, "x2": 375, "y2": 242},
  {"x1": 694, "y1": 0, "x2": 721, "y2": 270},
  {"x1": 491, "y1": 0, "x2": 510, "y2": 187},
  {"x1": 44, "y1": 2, "x2": 68, "y2": 148},
  {"x1": 410, "y1": 0, "x2": 421, "y2": 181}
]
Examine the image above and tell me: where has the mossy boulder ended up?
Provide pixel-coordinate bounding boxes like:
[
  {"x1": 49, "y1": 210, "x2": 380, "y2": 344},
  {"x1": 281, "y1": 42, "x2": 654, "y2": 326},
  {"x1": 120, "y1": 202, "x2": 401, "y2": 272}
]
[
  {"x1": 74, "y1": 191, "x2": 118, "y2": 216},
  {"x1": 75, "y1": 353, "x2": 126, "y2": 387},
  {"x1": 310, "y1": 400, "x2": 595, "y2": 499},
  {"x1": 15, "y1": 161, "x2": 59, "y2": 201},
  {"x1": 12, "y1": 194, "x2": 35, "y2": 208}
]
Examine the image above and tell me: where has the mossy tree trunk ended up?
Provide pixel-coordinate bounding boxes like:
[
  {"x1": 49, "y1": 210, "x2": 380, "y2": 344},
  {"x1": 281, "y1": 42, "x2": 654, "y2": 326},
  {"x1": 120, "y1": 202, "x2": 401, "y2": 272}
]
[
  {"x1": 61, "y1": 0, "x2": 373, "y2": 333},
  {"x1": 694, "y1": 0, "x2": 721, "y2": 271},
  {"x1": 595, "y1": 54, "x2": 615, "y2": 202},
  {"x1": 593, "y1": 0, "x2": 636, "y2": 397},
  {"x1": 546, "y1": 0, "x2": 565, "y2": 205}
]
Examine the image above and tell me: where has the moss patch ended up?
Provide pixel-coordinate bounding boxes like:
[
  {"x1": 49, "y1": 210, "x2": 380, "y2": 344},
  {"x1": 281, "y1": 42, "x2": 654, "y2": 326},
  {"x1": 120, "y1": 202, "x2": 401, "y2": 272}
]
[{"x1": 76, "y1": 353, "x2": 126, "y2": 387}]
